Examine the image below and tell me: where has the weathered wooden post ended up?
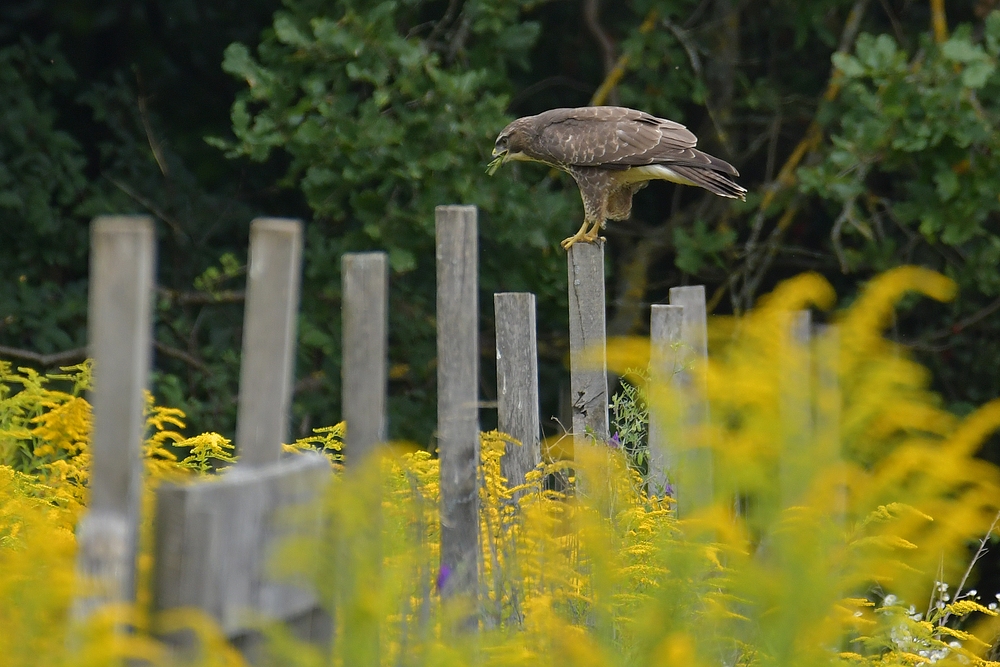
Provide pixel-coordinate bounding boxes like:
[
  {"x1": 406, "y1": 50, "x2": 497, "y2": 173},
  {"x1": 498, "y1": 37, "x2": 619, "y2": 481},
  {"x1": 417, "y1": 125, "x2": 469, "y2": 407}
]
[
  {"x1": 435, "y1": 205, "x2": 480, "y2": 617},
  {"x1": 342, "y1": 252, "x2": 389, "y2": 463},
  {"x1": 74, "y1": 216, "x2": 155, "y2": 619},
  {"x1": 494, "y1": 292, "x2": 542, "y2": 500},
  {"x1": 814, "y1": 324, "x2": 844, "y2": 524},
  {"x1": 153, "y1": 219, "x2": 331, "y2": 661},
  {"x1": 647, "y1": 304, "x2": 684, "y2": 497},
  {"x1": 340, "y1": 251, "x2": 389, "y2": 665},
  {"x1": 668, "y1": 285, "x2": 711, "y2": 517},
  {"x1": 567, "y1": 243, "x2": 610, "y2": 445},
  {"x1": 780, "y1": 310, "x2": 813, "y2": 509},
  {"x1": 235, "y1": 219, "x2": 303, "y2": 467}
]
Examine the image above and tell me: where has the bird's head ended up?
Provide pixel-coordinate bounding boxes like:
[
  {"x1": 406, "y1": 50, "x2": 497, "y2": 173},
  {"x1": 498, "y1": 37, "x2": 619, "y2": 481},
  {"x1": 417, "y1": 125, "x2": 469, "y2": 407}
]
[{"x1": 486, "y1": 119, "x2": 531, "y2": 175}]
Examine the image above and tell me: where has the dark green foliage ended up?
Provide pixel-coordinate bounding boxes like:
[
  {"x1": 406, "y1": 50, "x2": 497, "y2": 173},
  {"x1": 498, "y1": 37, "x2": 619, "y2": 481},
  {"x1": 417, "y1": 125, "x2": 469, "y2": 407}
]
[
  {"x1": 1, "y1": 0, "x2": 1000, "y2": 453},
  {"x1": 0, "y1": 37, "x2": 98, "y2": 355},
  {"x1": 212, "y1": 0, "x2": 577, "y2": 441},
  {"x1": 0, "y1": 2, "x2": 285, "y2": 437},
  {"x1": 799, "y1": 14, "x2": 1000, "y2": 409}
]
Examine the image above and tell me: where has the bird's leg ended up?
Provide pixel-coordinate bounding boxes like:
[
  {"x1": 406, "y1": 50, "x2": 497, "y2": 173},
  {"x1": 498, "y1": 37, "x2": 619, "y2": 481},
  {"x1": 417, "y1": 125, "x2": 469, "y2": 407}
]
[
  {"x1": 582, "y1": 219, "x2": 606, "y2": 244},
  {"x1": 561, "y1": 218, "x2": 592, "y2": 249}
]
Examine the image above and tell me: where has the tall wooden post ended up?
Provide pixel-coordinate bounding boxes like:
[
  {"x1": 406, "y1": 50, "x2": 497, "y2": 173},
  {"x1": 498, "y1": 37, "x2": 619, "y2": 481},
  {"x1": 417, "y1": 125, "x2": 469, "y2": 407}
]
[
  {"x1": 435, "y1": 205, "x2": 480, "y2": 616},
  {"x1": 815, "y1": 324, "x2": 844, "y2": 524},
  {"x1": 340, "y1": 251, "x2": 388, "y2": 665},
  {"x1": 668, "y1": 285, "x2": 711, "y2": 517},
  {"x1": 342, "y1": 252, "x2": 389, "y2": 463},
  {"x1": 494, "y1": 292, "x2": 542, "y2": 499},
  {"x1": 567, "y1": 243, "x2": 609, "y2": 445},
  {"x1": 780, "y1": 310, "x2": 813, "y2": 509},
  {"x1": 647, "y1": 304, "x2": 684, "y2": 497},
  {"x1": 75, "y1": 216, "x2": 156, "y2": 619},
  {"x1": 235, "y1": 219, "x2": 303, "y2": 466}
]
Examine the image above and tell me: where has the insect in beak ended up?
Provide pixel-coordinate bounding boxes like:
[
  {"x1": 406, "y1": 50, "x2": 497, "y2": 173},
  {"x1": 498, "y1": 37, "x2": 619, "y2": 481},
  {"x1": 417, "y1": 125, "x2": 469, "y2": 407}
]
[{"x1": 486, "y1": 152, "x2": 505, "y2": 175}]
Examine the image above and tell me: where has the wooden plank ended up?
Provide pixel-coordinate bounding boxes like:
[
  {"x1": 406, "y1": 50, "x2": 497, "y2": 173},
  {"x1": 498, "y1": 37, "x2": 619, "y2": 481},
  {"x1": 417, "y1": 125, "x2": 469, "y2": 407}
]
[
  {"x1": 567, "y1": 242, "x2": 609, "y2": 445},
  {"x1": 667, "y1": 285, "x2": 711, "y2": 517},
  {"x1": 647, "y1": 304, "x2": 683, "y2": 497},
  {"x1": 342, "y1": 252, "x2": 389, "y2": 464},
  {"x1": 152, "y1": 453, "x2": 330, "y2": 640},
  {"x1": 235, "y1": 219, "x2": 303, "y2": 467},
  {"x1": 74, "y1": 216, "x2": 155, "y2": 618},
  {"x1": 494, "y1": 292, "x2": 542, "y2": 499},
  {"x1": 435, "y1": 205, "x2": 480, "y2": 612},
  {"x1": 780, "y1": 310, "x2": 813, "y2": 509}
]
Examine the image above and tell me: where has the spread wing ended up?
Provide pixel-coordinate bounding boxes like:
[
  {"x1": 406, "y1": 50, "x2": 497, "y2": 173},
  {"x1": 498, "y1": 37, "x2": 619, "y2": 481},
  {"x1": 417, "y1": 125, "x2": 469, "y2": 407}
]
[{"x1": 529, "y1": 106, "x2": 739, "y2": 176}]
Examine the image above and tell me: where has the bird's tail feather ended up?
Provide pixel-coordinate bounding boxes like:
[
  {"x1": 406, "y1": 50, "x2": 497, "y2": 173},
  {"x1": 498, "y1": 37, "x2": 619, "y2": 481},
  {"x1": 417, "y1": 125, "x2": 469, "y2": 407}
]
[{"x1": 669, "y1": 165, "x2": 747, "y2": 201}]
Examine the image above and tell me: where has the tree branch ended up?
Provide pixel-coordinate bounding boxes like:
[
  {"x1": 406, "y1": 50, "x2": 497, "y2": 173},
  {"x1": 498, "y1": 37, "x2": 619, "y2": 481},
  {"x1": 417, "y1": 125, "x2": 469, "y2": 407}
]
[
  {"x1": 583, "y1": 0, "x2": 618, "y2": 106},
  {"x1": 921, "y1": 295, "x2": 1000, "y2": 342},
  {"x1": 134, "y1": 66, "x2": 171, "y2": 179},
  {"x1": 153, "y1": 340, "x2": 211, "y2": 374},
  {"x1": 0, "y1": 345, "x2": 88, "y2": 367},
  {"x1": 734, "y1": 0, "x2": 871, "y2": 311},
  {"x1": 703, "y1": 0, "x2": 739, "y2": 153},
  {"x1": 589, "y1": 9, "x2": 658, "y2": 106},
  {"x1": 662, "y1": 17, "x2": 731, "y2": 153},
  {"x1": 157, "y1": 287, "x2": 246, "y2": 306},
  {"x1": 105, "y1": 175, "x2": 186, "y2": 239},
  {"x1": 930, "y1": 0, "x2": 948, "y2": 44}
]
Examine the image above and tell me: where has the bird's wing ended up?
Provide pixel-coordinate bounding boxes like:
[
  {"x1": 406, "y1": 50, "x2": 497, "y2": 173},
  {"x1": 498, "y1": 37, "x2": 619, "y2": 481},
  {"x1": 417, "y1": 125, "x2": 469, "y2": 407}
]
[{"x1": 531, "y1": 106, "x2": 738, "y2": 177}]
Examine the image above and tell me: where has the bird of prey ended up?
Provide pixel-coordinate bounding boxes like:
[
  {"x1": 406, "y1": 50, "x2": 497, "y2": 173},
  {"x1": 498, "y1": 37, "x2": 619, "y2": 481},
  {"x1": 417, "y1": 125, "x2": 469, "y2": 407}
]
[{"x1": 487, "y1": 106, "x2": 747, "y2": 249}]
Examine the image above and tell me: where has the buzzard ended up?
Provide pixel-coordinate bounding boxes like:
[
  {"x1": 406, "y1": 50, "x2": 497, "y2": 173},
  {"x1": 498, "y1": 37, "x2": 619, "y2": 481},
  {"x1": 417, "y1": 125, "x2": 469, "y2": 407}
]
[{"x1": 487, "y1": 106, "x2": 747, "y2": 249}]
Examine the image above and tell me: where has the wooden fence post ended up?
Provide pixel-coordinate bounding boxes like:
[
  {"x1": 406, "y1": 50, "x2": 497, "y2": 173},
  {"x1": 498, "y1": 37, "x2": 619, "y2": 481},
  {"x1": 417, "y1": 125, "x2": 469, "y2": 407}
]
[
  {"x1": 74, "y1": 216, "x2": 155, "y2": 619},
  {"x1": 780, "y1": 310, "x2": 812, "y2": 509},
  {"x1": 435, "y1": 205, "x2": 480, "y2": 615},
  {"x1": 667, "y1": 285, "x2": 711, "y2": 517},
  {"x1": 567, "y1": 243, "x2": 609, "y2": 446},
  {"x1": 235, "y1": 219, "x2": 303, "y2": 466},
  {"x1": 342, "y1": 252, "x2": 389, "y2": 463},
  {"x1": 153, "y1": 218, "x2": 330, "y2": 661},
  {"x1": 815, "y1": 324, "x2": 844, "y2": 524},
  {"x1": 647, "y1": 304, "x2": 684, "y2": 497},
  {"x1": 494, "y1": 292, "x2": 542, "y2": 500},
  {"x1": 340, "y1": 251, "x2": 388, "y2": 665}
]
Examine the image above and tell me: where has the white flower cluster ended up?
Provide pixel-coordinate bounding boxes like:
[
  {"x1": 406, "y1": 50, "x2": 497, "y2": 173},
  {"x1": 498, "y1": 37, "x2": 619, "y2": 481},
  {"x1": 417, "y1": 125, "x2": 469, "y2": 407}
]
[{"x1": 875, "y1": 586, "x2": 985, "y2": 666}]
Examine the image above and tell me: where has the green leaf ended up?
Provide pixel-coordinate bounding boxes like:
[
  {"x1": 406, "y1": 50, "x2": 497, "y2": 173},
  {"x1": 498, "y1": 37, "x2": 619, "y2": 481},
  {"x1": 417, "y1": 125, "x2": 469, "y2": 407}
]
[
  {"x1": 274, "y1": 14, "x2": 311, "y2": 47},
  {"x1": 961, "y1": 60, "x2": 996, "y2": 88},
  {"x1": 942, "y1": 37, "x2": 985, "y2": 64},
  {"x1": 673, "y1": 220, "x2": 736, "y2": 274},
  {"x1": 986, "y1": 10, "x2": 1000, "y2": 54},
  {"x1": 221, "y1": 42, "x2": 254, "y2": 78},
  {"x1": 935, "y1": 168, "x2": 959, "y2": 201},
  {"x1": 388, "y1": 246, "x2": 416, "y2": 273},
  {"x1": 832, "y1": 52, "x2": 864, "y2": 78},
  {"x1": 856, "y1": 33, "x2": 898, "y2": 71}
]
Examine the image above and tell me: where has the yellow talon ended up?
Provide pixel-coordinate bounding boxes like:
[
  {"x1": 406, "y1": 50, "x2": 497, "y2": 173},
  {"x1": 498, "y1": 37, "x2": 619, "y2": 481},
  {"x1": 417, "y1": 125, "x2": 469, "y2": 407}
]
[
  {"x1": 561, "y1": 219, "x2": 592, "y2": 249},
  {"x1": 582, "y1": 221, "x2": 605, "y2": 244}
]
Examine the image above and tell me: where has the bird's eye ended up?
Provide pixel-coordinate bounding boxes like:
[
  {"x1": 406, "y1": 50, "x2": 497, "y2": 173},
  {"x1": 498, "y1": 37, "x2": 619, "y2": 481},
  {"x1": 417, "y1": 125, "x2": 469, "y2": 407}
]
[{"x1": 497, "y1": 136, "x2": 507, "y2": 149}]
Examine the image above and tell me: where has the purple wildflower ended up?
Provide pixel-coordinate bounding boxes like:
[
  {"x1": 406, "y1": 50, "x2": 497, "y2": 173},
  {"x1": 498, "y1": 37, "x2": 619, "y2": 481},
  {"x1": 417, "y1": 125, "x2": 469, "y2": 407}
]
[
  {"x1": 609, "y1": 432, "x2": 621, "y2": 449},
  {"x1": 436, "y1": 564, "x2": 453, "y2": 592}
]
